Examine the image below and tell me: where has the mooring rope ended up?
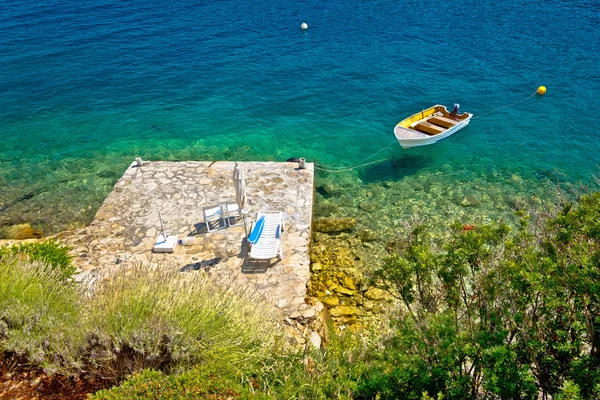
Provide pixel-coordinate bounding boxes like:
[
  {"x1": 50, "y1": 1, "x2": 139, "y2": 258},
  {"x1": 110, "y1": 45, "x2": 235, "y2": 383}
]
[
  {"x1": 313, "y1": 89, "x2": 541, "y2": 173},
  {"x1": 314, "y1": 157, "x2": 391, "y2": 173},
  {"x1": 314, "y1": 139, "x2": 397, "y2": 173},
  {"x1": 472, "y1": 90, "x2": 538, "y2": 120}
]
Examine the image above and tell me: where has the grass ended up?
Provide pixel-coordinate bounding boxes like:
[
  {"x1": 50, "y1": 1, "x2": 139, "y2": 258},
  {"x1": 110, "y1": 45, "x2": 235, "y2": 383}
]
[
  {"x1": 0, "y1": 254, "x2": 81, "y2": 372},
  {"x1": 82, "y1": 266, "x2": 283, "y2": 381},
  {"x1": 0, "y1": 251, "x2": 285, "y2": 389},
  {"x1": 91, "y1": 327, "x2": 377, "y2": 400}
]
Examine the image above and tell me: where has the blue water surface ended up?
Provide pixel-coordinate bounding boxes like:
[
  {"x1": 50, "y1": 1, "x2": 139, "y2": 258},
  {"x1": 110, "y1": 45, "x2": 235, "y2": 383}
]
[{"x1": 1, "y1": 0, "x2": 599, "y2": 233}]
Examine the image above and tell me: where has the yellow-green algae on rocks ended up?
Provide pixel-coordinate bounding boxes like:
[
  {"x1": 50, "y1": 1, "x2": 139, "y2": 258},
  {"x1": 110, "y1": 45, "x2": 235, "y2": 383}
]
[{"x1": 309, "y1": 223, "x2": 391, "y2": 330}]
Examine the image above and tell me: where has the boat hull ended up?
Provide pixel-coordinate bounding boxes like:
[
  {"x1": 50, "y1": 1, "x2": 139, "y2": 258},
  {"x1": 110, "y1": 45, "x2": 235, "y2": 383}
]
[
  {"x1": 397, "y1": 119, "x2": 471, "y2": 148},
  {"x1": 394, "y1": 105, "x2": 472, "y2": 148}
]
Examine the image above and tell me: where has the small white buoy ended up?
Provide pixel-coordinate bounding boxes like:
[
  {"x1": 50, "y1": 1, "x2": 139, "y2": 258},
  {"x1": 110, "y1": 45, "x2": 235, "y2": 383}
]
[{"x1": 301, "y1": 22, "x2": 308, "y2": 30}]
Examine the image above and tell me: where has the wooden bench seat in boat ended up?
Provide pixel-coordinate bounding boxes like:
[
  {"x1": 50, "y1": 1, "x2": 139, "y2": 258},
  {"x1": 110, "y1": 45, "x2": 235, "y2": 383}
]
[
  {"x1": 429, "y1": 116, "x2": 457, "y2": 129},
  {"x1": 415, "y1": 121, "x2": 445, "y2": 135}
]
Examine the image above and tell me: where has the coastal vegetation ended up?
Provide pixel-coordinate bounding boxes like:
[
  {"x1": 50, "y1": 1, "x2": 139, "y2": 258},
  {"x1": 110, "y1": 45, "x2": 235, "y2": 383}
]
[
  {"x1": 0, "y1": 248, "x2": 283, "y2": 398},
  {"x1": 0, "y1": 239, "x2": 74, "y2": 280},
  {"x1": 363, "y1": 193, "x2": 600, "y2": 399},
  {"x1": 1, "y1": 192, "x2": 600, "y2": 398}
]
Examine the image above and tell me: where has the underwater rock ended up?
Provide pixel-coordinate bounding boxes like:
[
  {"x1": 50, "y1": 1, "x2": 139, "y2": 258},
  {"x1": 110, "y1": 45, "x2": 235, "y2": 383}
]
[
  {"x1": 314, "y1": 200, "x2": 339, "y2": 216},
  {"x1": 364, "y1": 287, "x2": 387, "y2": 301},
  {"x1": 459, "y1": 194, "x2": 480, "y2": 207},
  {"x1": 314, "y1": 217, "x2": 356, "y2": 233},
  {"x1": 311, "y1": 262, "x2": 323, "y2": 271},
  {"x1": 343, "y1": 297, "x2": 358, "y2": 306},
  {"x1": 510, "y1": 174, "x2": 523, "y2": 184},
  {"x1": 298, "y1": 308, "x2": 317, "y2": 322},
  {"x1": 333, "y1": 285, "x2": 356, "y2": 296},
  {"x1": 359, "y1": 201, "x2": 378, "y2": 212},
  {"x1": 312, "y1": 232, "x2": 329, "y2": 243},
  {"x1": 0, "y1": 223, "x2": 43, "y2": 240},
  {"x1": 345, "y1": 236, "x2": 362, "y2": 248},
  {"x1": 338, "y1": 273, "x2": 357, "y2": 290},
  {"x1": 321, "y1": 183, "x2": 339, "y2": 196},
  {"x1": 339, "y1": 195, "x2": 356, "y2": 207},
  {"x1": 310, "y1": 244, "x2": 358, "y2": 274},
  {"x1": 322, "y1": 296, "x2": 340, "y2": 307},
  {"x1": 505, "y1": 195, "x2": 527, "y2": 211},
  {"x1": 329, "y1": 305, "x2": 360, "y2": 318},
  {"x1": 358, "y1": 228, "x2": 377, "y2": 242}
]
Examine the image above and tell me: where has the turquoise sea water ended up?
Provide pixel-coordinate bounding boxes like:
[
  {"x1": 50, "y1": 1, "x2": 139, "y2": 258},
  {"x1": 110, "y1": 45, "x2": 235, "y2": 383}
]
[{"x1": 1, "y1": 0, "x2": 599, "y2": 235}]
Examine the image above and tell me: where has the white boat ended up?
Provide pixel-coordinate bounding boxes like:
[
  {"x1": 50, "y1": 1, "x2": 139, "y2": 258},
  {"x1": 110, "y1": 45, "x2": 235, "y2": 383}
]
[{"x1": 394, "y1": 104, "x2": 473, "y2": 148}]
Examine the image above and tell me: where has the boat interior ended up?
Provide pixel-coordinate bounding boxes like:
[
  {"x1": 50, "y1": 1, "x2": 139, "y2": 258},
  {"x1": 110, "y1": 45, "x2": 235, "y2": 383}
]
[{"x1": 400, "y1": 106, "x2": 469, "y2": 136}]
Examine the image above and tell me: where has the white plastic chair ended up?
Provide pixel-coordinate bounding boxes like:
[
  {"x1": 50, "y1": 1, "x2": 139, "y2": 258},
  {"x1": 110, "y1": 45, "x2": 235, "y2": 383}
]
[
  {"x1": 203, "y1": 203, "x2": 226, "y2": 232},
  {"x1": 248, "y1": 211, "x2": 284, "y2": 261},
  {"x1": 224, "y1": 201, "x2": 242, "y2": 227}
]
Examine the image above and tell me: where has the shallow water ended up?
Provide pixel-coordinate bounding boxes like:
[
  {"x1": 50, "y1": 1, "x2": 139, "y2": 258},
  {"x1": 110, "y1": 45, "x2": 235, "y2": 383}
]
[{"x1": 1, "y1": 0, "x2": 598, "y2": 235}]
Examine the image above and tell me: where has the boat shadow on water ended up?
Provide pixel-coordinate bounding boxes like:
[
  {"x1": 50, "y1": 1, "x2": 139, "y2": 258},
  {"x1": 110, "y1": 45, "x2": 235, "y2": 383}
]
[{"x1": 359, "y1": 154, "x2": 432, "y2": 184}]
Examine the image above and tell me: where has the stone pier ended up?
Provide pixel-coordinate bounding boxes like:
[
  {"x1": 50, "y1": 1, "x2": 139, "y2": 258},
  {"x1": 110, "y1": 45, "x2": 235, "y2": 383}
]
[{"x1": 58, "y1": 161, "x2": 315, "y2": 320}]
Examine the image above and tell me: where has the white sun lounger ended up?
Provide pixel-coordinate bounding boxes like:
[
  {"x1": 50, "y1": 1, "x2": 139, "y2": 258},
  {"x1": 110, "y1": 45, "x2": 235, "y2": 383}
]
[{"x1": 248, "y1": 211, "x2": 284, "y2": 261}]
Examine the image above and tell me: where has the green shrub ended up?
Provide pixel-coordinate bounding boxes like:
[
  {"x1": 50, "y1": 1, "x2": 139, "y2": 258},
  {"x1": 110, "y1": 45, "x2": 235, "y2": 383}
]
[
  {"x1": 0, "y1": 253, "x2": 82, "y2": 370},
  {"x1": 0, "y1": 239, "x2": 75, "y2": 281},
  {"x1": 366, "y1": 192, "x2": 600, "y2": 399},
  {"x1": 81, "y1": 266, "x2": 283, "y2": 382},
  {"x1": 91, "y1": 367, "x2": 255, "y2": 400}
]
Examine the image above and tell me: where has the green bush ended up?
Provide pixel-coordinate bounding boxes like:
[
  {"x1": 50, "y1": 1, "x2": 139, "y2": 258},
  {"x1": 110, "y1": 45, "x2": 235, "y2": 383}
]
[
  {"x1": 0, "y1": 253, "x2": 82, "y2": 370},
  {"x1": 0, "y1": 239, "x2": 75, "y2": 281},
  {"x1": 91, "y1": 367, "x2": 255, "y2": 400},
  {"x1": 81, "y1": 266, "x2": 283, "y2": 382},
  {"x1": 365, "y1": 192, "x2": 600, "y2": 399}
]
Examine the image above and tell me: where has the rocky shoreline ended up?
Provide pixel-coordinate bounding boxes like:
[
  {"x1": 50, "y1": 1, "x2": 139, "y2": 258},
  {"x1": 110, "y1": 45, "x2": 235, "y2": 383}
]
[{"x1": 308, "y1": 217, "x2": 393, "y2": 331}]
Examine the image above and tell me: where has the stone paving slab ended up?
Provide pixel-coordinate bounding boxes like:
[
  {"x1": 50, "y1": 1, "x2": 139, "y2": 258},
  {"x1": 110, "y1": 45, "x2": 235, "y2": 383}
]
[{"x1": 58, "y1": 161, "x2": 315, "y2": 320}]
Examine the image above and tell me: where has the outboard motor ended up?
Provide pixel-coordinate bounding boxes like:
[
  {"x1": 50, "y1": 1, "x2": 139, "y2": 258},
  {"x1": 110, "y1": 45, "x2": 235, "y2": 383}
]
[{"x1": 451, "y1": 103, "x2": 460, "y2": 114}]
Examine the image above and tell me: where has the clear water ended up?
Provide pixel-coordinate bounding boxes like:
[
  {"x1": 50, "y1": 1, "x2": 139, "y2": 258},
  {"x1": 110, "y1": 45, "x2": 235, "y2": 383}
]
[{"x1": 1, "y1": 0, "x2": 599, "y2": 235}]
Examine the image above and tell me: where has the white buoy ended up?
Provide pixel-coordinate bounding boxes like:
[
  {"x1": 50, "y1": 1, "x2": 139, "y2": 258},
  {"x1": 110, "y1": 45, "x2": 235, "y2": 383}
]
[{"x1": 301, "y1": 22, "x2": 308, "y2": 30}]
